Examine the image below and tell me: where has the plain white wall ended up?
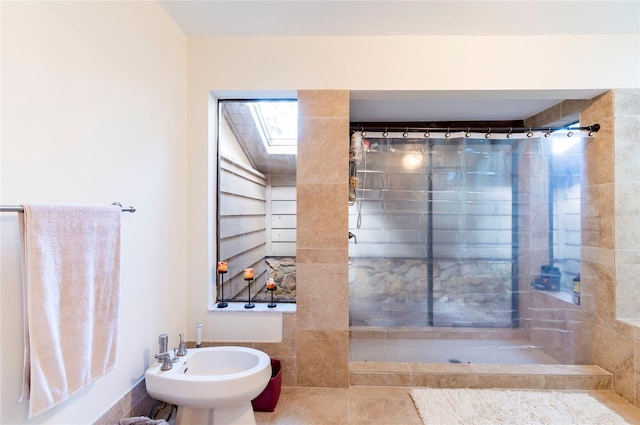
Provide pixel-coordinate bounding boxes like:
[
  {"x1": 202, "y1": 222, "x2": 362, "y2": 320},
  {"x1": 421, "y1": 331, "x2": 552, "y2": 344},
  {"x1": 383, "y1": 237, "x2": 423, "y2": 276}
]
[
  {"x1": 186, "y1": 33, "x2": 640, "y2": 340},
  {"x1": 1, "y1": 2, "x2": 187, "y2": 423}
]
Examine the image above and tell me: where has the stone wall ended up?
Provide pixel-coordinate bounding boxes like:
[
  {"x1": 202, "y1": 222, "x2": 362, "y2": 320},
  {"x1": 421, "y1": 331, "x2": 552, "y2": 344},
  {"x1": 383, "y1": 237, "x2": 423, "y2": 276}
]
[
  {"x1": 255, "y1": 256, "x2": 297, "y2": 302},
  {"x1": 349, "y1": 257, "x2": 513, "y2": 327}
]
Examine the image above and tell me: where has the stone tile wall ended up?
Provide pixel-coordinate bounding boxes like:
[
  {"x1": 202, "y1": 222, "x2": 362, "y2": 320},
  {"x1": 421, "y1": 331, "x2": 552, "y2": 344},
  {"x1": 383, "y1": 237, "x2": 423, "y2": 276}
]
[
  {"x1": 585, "y1": 89, "x2": 640, "y2": 404},
  {"x1": 524, "y1": 89, "x2": 640, "y2": 405},
  {"x1": 296, "y1": 90, "x2": 350, "y2": 387}
]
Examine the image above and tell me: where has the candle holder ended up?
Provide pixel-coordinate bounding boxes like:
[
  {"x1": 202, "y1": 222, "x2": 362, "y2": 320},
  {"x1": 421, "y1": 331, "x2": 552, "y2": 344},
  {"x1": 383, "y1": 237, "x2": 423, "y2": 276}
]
[
  {"x1": 267, "y1": 285, "x2": 277, "y2": 308},
  {"x1": 217, "y1": 270, "x2": 228, "y2": 308},
  {"x1": 266, "y1": 277, "x2": 277, "y2": 308},
  {"x1": 244, "y1": 277, "x2": 255, "y2": 309}
]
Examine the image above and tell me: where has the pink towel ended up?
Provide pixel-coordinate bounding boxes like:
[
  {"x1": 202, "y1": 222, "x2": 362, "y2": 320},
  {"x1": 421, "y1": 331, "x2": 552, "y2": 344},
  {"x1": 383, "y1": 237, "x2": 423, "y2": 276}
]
[{"x1": 18, "y1": 204, "x2": 121, "y2": 418}]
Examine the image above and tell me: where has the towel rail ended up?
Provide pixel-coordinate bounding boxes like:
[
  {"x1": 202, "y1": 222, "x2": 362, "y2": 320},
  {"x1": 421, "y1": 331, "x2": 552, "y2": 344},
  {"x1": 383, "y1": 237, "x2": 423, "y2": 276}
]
[{"x1": 0, "y1": 202, "x2": 135, "y2": 213}]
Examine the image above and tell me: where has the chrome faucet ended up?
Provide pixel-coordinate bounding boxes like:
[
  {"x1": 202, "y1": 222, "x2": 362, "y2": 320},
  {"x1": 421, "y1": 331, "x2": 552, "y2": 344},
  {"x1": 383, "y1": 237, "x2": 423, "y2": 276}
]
[
  {"x1": 157, "y1": 334, "x2": 168, "y2": 363},
  {"x1": 156, "y1": 352, "x2": 173, "y2": 371},
  {"x1": 176, "y1": 333, "x2": 188, "y2": 356},
  {"x1": 155, "y1": 333, "x2": 179, "y2": 370},
  {"x1": 348, "y1": 232, "x2": 357, "y2": 244}
]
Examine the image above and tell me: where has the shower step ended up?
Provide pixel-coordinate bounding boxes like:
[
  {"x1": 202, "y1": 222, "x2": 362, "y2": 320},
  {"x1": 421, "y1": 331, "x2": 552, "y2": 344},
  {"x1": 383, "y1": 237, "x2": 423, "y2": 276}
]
[
  {"x1": 349, "y1": 362, "x2": 612, "y2": 390},
  {"x1": 350, "y1": 326, "x2": 529, "y2": 340}
]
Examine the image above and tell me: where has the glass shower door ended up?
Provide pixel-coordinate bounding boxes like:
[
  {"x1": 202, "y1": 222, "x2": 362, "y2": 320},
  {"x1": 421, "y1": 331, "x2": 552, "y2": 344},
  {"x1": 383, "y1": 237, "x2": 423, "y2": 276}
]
[
  {"x1": 430, "y1": 138, "x2": 514, "y2": 327},
  {"x1": 348, "y1": 136, "x2": 515, "y2": 328}
]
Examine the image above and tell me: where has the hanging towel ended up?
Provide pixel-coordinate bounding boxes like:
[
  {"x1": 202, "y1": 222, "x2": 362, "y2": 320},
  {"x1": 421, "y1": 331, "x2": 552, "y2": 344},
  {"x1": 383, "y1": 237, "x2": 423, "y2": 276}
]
[{"x1": 18, "y1": 204, "x2": 121, "y2": 418}]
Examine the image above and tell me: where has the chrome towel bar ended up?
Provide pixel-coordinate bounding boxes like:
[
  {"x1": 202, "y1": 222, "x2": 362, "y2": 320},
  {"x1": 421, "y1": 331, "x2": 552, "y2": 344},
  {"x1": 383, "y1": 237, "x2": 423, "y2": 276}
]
[{"x1": 0, "y1": 202, "x2": 136, "y2": 213}]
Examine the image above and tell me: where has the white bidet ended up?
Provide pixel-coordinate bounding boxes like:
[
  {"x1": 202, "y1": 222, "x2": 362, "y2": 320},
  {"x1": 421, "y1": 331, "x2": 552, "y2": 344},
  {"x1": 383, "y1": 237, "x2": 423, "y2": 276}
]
[{"x1": 145, "y1": 346, "x2": 271, "y2": 425}]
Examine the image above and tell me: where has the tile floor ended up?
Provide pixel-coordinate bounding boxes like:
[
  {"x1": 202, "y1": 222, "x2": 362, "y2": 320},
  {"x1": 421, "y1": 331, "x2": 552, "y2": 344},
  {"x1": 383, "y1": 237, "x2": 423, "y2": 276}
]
[
  {"x1": 255, "y1": 386, "x2": 640, "y2": 425},
  {"x1": 256, "y1": 337, "x2": 636, "y2": 423},
  {"x1": 350, "y1": 338, "x2": 560, "y2": 364}
]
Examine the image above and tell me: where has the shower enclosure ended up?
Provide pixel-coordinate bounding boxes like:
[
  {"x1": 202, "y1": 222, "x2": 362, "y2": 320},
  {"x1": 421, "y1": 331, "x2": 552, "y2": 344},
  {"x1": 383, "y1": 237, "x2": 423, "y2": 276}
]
[{"x1": 348, "y1": 126, "x2": 589, "y2": 345}]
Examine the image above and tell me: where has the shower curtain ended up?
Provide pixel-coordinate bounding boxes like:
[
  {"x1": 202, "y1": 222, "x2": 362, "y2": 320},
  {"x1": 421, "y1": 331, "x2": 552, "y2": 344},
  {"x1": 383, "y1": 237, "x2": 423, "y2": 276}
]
[{"x1": 348, "y1": 130, "x2": 586, "y2": 328}]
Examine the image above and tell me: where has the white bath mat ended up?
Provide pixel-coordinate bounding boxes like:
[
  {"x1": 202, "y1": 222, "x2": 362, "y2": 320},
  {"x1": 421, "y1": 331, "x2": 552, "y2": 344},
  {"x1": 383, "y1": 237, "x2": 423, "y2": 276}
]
[{"x1": 410, "y1": 388, "x2": 629, "y2": 425}]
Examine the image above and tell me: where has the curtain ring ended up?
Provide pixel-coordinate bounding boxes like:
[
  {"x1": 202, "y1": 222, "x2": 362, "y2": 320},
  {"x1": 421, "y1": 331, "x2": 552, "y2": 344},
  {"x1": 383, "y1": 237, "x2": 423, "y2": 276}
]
[
  {"x1": 544, "y1": 128, "x2": 552, "y2": 138},
  {"x1": 424, "y1": 127, "x2": 431, "y2": 138},
  {"x1": 506, "y1": 127, "x2": 513, "y2": 138},
  {"x1": 526, "y1": 128, "x2": 534, "y2": 138},
  {"x1": 465, "y1": 127, "x2": 471, "y2": 138},
  {"x1": 485, "y1": 128, "x2": 491, "y2": 139},
  {"x1": 382, "y1": 127, "x2": 389, "y2": 138},
  {"x1": 567, "y1": 131, "x2": 574, "y2": 137},
  {"x1": 360, "y1": 126, "x2": 366, "y2": 137},
  {"x1": 403, "y1": 128, "x2": 409, "y2": 138},
  {"x1": 445, "y1": 127, "x2": 451, "y2": 138}
]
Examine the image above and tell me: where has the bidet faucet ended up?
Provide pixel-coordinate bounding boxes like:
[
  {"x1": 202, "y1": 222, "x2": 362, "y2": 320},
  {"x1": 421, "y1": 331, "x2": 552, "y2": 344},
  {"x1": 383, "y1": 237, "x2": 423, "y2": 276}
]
[
  {"x1": 155, "y1": 333, "x2": 173, "y2": 370},
  {"x1": 158, "y1": 334, "x2": 168, "y2": 363},
  {"x1": 176, "y1": 333, "x2": 188, "y2": 356},
  {"x1": 156, "y1": 352, "x2": 173, "y2": 371}
]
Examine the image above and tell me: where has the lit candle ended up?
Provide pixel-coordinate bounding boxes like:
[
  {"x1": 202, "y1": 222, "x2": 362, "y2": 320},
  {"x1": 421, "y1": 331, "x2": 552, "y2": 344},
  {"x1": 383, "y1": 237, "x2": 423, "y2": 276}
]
[
  {"x1": 267, "y1": 278, "x2": 276, "y2": 290},
  {"x1": 244, "y1": 268, "x2": 254, "y2": 280},
  {"x1": 217, "y1": 261, "x2": 227, "y2": 273}
]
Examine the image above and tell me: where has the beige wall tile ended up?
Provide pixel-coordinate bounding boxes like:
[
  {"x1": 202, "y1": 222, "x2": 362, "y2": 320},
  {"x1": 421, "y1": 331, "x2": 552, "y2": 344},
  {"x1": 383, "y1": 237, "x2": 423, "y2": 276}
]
[
  {"x1": 278, "y1": 356, "x2": 298, "y2": 387},
  {"x1": 411, "y1": 373, "x2": 479, "y2": 388},
  {"x1": 297, "y1": 117, "x2": 349, "y2": 184},
  {"x1": 297, "y1": 247, "x2": 348, "y2": 264},
  {"x1": 477, "y1": 374, "x2": 545, "y2": 389},
  {"x1": 296, "y1": 262, "x2": 349, "y2": 331},
  {"x1": 582, "y1": 91, "x2": 614, "y2": 124},
  {"x1": 297, "y1": 183, "x2": 348, "y2": 249},
  {"x1": 351, "y1": 361, "x2": 411, "y2": 372},
  {"x1": 297, "y1": 330, "x2": 349, "y2": 387},
  {"x1": 614, "y1": 115, "x2": 640, "y2": 183},
  {"x1": 616, "y1": 249, "x2": 640, "y2": 266},
  {"x1": 635, "y1": 338, "x2": 640, "y2": 405},
  {"x1": 592, "y1": 323, "x2": 635, "y2": 401},
  {"x1": 524, "y1": 99, "x2": 591, "y2": 128},
  {"x1": 616, "y1": 264, "x2": 640, "y2": 319},
  {"x1": 298, "y1": 90, "x2": 350, "y2": 118},
  {"x1": 543, "y1": 375, "x2": 611, "y2": 390},
  {"x1": 614, "y1": 89, "x2": 640, "y2": 116},
  {"x1": 350, "y1": 372, "x2": 411, "y2": 387},
  {"x1": 583, "y1": 114, "x2": 614, "y2": 186},
  {"x1": 616, "y1": 183, "x2": 640, "y2": 249}
]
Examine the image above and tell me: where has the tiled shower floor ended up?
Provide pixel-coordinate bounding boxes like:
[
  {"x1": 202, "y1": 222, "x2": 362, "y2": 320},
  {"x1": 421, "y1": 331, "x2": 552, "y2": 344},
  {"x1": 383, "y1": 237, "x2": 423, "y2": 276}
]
[{"x1": 350, "y1": 338, "x2": 560, "y2": 364}]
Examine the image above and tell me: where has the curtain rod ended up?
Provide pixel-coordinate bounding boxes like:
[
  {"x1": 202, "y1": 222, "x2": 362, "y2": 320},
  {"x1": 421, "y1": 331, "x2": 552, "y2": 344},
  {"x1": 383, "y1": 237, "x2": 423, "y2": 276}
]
[
  {"x1": 0, "y1": 202, "x2": 136, "y2": 213},
  {"x1": 350, "y1": 123, "x2": 600, "y2": 138}
]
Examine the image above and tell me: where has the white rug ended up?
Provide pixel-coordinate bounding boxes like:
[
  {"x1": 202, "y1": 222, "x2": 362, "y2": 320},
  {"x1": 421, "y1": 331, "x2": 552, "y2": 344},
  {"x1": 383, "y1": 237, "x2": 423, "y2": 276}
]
[{"x1": 410, "y1": 388, "x2": 629, "y2": 425}]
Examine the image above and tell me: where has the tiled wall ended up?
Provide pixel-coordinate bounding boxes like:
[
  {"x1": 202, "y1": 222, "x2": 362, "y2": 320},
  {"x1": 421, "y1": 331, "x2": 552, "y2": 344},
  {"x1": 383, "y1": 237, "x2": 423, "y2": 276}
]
[
  {"x1": 296, "y1": 90, "x2": 350, "y2": 387},
  {"x1": 519, "y1": 103, "x2": 592, "y2": 365},
  {"x1": 523, "y1": 89, "x2": 640, "y2": 405},
  {"x1": 583, "y1": 89, "x2": 640, "y2": 404},
  {"x1": 94, "y1": 380, "x2": 154, "y2": 425}
]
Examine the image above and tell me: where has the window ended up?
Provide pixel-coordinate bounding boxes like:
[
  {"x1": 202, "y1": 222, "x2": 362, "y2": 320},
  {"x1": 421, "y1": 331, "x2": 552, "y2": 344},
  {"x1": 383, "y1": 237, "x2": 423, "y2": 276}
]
[
  {"x1": 549, "y1": 128, "x2": 583, "y2": 296},
  {"x1": 216, "y1": 99, "x2": 297, "y2": 305},
  {"x1": 249, "y1": 101, "x2": 297, "y2": 154}
]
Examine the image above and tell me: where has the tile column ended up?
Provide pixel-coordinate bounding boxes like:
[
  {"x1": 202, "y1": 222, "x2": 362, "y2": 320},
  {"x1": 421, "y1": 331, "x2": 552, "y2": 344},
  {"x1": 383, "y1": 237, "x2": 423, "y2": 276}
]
[
  {"x1": 296, "y1": 90, "x2": 350, "y2": 387},
  {"x1": 582, "y1": 90, "x2": 637, "y2": 403}
]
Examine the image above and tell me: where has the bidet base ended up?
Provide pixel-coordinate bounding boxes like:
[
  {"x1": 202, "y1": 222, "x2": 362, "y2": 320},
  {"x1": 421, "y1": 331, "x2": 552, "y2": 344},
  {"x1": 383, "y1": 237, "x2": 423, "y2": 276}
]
[{"x1": 175, "y1": 402, "x2": 256, "y2": 425}]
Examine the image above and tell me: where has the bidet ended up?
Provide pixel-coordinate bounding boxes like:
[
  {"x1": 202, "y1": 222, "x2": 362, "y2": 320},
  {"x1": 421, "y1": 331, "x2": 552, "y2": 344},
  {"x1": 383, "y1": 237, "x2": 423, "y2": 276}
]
[{"x1": 145, "y1": 346, "x2": 271, "y2": 425}]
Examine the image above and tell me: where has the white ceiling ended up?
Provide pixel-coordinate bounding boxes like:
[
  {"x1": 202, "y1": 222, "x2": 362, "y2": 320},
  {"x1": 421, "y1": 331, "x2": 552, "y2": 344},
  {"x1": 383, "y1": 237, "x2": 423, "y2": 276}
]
[
  {"x1": 348, "y1": 89, "x2": 606, "y2": 122},
  {"x1": 159, "y1": 0, "x2": 638, "y2": 122},
  {"x1": 159, "y1": 1, "x2": 639, "y2": 37}
]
